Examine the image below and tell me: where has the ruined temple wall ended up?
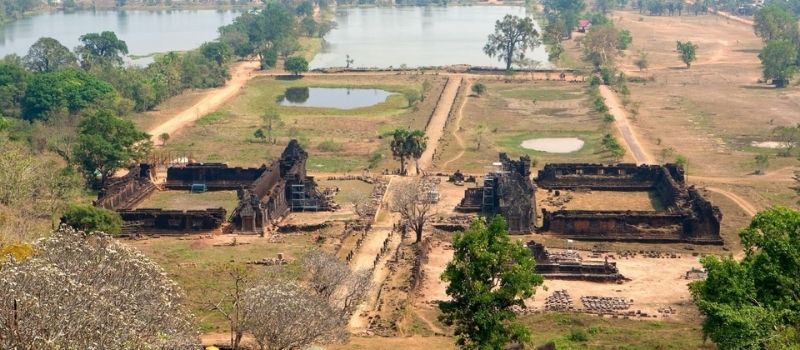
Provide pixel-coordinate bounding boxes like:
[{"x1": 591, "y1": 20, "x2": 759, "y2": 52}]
[
  {"x1": 541, "y1": 210, "x2": 686, "y2": 241},
  {"x1": 536, "y1": 163, "x2": 662, "y2": 190},
  {"x1": 165, "y1": 164, "x2": 267, "y2": 190},
  {"x1": 95, "y1": 164, "x2": 156, "y2": 210},
  {"x1": 118, "y1": 208, "x2": 226, "y2": 231},
  {"x1": 651, "y1": 167, "x2": 682, "y2": 208},
  {"x1": 456, "y1": 187, "x2": 483, "y2": 212},
  {"x1": 685, "y1": 188, "x2": 723, "y2": 240},
  {"x1": 251, "y1": 162, "x2": 281, "y2": 199}
]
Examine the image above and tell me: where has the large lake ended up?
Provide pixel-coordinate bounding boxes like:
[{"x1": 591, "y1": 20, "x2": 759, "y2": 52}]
[
  {"x1": 0, "y1": 10, "x2": 240, "y2": 59},
  {"x1": 310, "y1": 6, "x2": 548, "y2": 69},
  {"x1": 0, "y1": 6, "x2": 548, "y2": 68}
]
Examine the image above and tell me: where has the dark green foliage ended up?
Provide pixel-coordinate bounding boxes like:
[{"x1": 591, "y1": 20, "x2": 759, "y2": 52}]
[
  {"x1": 0, "y1": 61, "x2": 29, "y2": 117},
  {"x1": 390, "y1": 128, "x2": 427, "y2": 175},
  {"x1": 542, "y1": 0, "x2": 586, "y2": 39},
  {"x1": 600, "y1": 66, "x2": 615, "y2": 85},
  {"x1": 759, "y1": 38, "x2": 798, "y2": 88},
  {"x1": 295, "y1": 0, "x2": 313, "y2": 17},
  {"x1": 22, "y1": 68, "x2": 117, "y2": 121},
  {"x1": 76, "y1": 31, "x2": 129, "y2": 69},
  {"x1": 62, "y1": 203, "x2": 123, "y2": 235},
  {"x1": 180, "y1": 51, "x2": 230, "y2": 89},
  {"x1": 483, "y1": 15, "x2": 540, "y2": 70},
  {"x1": 589, "y1": 75, "x2": 602, "y2": 86},
  {"x1": 301, "y1": 16, "x2": 318, "y2": 37},
  {"x1": 676, "y1": 41, "x2": 698, "y2": 68},
  {"x1": 754, "y1": 4, "x2": 800, "y2": 42},
  {"x1": 219, "y1": 3, "x2": 296, "y2": 60},
  {"x1": 73, "y1": 110, "x2": 151, "y2": 188},
  {"x1": 690, "y1": 207, "x2": 800, "y2": 349},
  {"x1": 471, "y1": 83, "x2": 487, "y2": 96},
  {"x1": 23, "y1": 37, "x2": 77, "y2": 73},
  {"x1": 284, "y1": 56, "x2": 309, "y2": 75},
  {"x1": 439, "y1": 217, "x2": 544, "y2": 350},
  {"x1": 260, "y1": 48, "x2": 279, "y2": 70},
  {"x1": 200, "y1": 41, "x2": 232, "y2": 66}
]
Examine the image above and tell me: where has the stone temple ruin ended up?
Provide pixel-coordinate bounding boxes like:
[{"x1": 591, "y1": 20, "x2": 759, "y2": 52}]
[
  {"x1": 94, "y1": 140, "x2": 334, "y2": 235},
  {"x1": 455, "y1": 154, "x2": 723, "y2": 244},
  {"x1": 537, "y1": 163, "x2": 722, "y2": 244},
  {"x1": 455, "y1": 153, "x2": 537, "y2": 233},
  {"x1": 527, "y1": 241, "x2": 625, "y2": 282}
]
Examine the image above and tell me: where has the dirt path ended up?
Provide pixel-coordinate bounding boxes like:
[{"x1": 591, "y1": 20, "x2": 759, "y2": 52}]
[
  {"x1": 417, "y1": 76, "x2": 462, "y2": 174},
  {"x1": 148, "y1": 60, "x2": 260, "y2": 145},
  {"x1": 441, "y1": 79, "x2": 471, "y2": 170},
  {"x1": 599, "y1": 85, "x2": 653, "y2": 164},
  {"x1": 704, "y1": 186, "x2": 758, "y2": 217}
]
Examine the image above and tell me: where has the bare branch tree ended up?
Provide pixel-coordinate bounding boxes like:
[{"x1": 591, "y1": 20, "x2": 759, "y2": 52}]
[
  {"x1": 391, "y1": 179, "x2": 436, "y2": 243},
  {"x1": 243, "y1": 281, "x2": 347, "y2": 350},
  {"x1": 301, "y1": 250, "x2": 371, "y2": 319},
  {"x1": 0, "y1": 226, "x2": 198, "y2": 349},
  {"x1": 202, "y1": 263, "x2": 256, "y2": 350}
]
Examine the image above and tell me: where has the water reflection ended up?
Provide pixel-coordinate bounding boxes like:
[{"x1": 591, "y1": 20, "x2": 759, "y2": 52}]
[{"x1": 278, "y1": 87, "x2": 394, "y2": 109}]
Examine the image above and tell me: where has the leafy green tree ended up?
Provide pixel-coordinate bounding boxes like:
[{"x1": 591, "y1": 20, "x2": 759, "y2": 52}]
[
  {"x1": 284, "y1": 56, "x2": 309, "y2": 75},
  {"x1": 260, "y1": 48, "x2": 279, "y2": 70},
  {"x1": 200, "y1": 41, "x2": 232, "y2": 66},
  {"x1": 754, "y1": 4, "x2": 800, "y2": 42},
  {"x1": 471, "y1": 82, "x2": 487, "y2": 96},
  {"x1": 617, "y1": 29, "x2": 633, "y2": 50},
  {"x1": 759, "y1": 38, "x2": 798, "y2": 88},
  {"x1": 690, "y1": 207, "x2": 800, "y2": 349},
  {"x1": 73, "y1": 110, "x2": 151, "y2": 188},
  {"x1": 403, "y1": 89, "x2": 420, "y2": 107},
  {"x1": 76, "y1": 31, "x2": 129, "y2": 69},
  {"x1": 301, "y1": 16, "x2": 318, "y2": 37},
  {"x1": 676, "y1": 41, "x2": 698, "y2": 68},
  {"x1": 0, "y1": 61, "x2": 29, "y2": 117},
  {"x1": 439, "y1": 217, "x2": 543, "y2": 350},
  {"x1": 23, "y1": 37, "x2": 77, "y2": 73},
  {"x1": 483, "y1": 15, "x2": 540, "y2": 71},
  {"x1": 219, "y1": 3, "x2": 295, "y2": 62},
  {"x1": 390, "y1": 128, "x2": 427, "y2": 175},
  {"x1": 582, "y1": 25, "x2": 622, "y2": 68},
  {"x1": 295, "y1": 0, "x2": 314, "y2": 16},
  {"x1": 61, "y1": 203, "x2": 123, "y2": 235},
  {"x1": 542, "y1": 0, "x2": 586, "y2": 39},
  {"x1": 22, "y1": 68, "x2": 117, "y2": 121}
]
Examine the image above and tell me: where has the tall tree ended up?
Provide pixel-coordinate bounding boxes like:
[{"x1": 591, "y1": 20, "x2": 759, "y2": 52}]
[
  {"x1": 72, "y1": 110, "x2": 151, "y2": 188},
  {"x1": 23, "y1": 37, "x2": 77, "y2": 73},
  {"x1": 581, "y1": 25, "x2": 622, "y2": 68},
  {"x1": 200, "y1": 41, "x2": 232, "y2": 66},
  {"x1": 76, "y1": 31, "x2": 129, "y2": 69},
  {"x1": 440, "y1": 217, "x2": 543, "y2": 350},
  {"x1": 690, "y1": 207, "x2": 800, "y2": 349},
  {"x1": 542, "y1": 0, "x2": 586, "y2": 39},
  {"x1": 22, "y1": 68, "x2": 117, "y2": 121},
  {"x1": 759, "y1": 38, "x2": 798, "y2": 88},
  {"x1": 676, "y1": 41, "x2": 698, "y2": 68},
  {"x1": 754, "y1": 4, "x2": 800, "y2": 42},
  {"x1": 391, "y1": 179, "x2": 436, "y2": 243},
  {"x1": 390, "y1": 128, "x2": 427, "y2": 175},
  {"x1": 483, "y1": 15, "x2": 540, "y2": 71}
]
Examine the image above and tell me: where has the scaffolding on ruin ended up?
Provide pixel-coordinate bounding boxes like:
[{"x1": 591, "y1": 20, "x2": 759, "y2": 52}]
[{"x1": 290, "y1": 183, "x2": 320, "y2": 211}]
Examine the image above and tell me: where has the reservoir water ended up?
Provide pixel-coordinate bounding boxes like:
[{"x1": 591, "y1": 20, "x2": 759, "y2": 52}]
[
  {"x1": 0, "y1": 10, "x2": 240, "y2": 60},
  {"x1": 278, "y1": 87, "x2": 395, "y2": 109},
  {"x1": 310, "y1": 6, "x2": 548, "y2": 69}
]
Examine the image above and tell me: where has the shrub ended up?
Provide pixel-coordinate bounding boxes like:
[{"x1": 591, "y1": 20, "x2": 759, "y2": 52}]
[
  {"x1": 61, "y1": 203, "x2": 123, "y2": 235},
  {"x1": 317, "y1": 139, "x2": 343, "y2": 152},
  {"x1": 471, "y1": 83, "x2": 487, "y2": 96},
  {"x1": 567, "y1": 329, "x2": 589, "y2": 342},
  {"x1": 284, "y1": 56, "x2": 309, "y2": 75},
  {"x1": 589, "y1": 75, "x2": 602, "y2": 86}
]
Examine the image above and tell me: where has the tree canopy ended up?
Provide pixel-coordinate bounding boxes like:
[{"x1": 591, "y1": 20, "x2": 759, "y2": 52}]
[
  {"x1": 284, "y1": 56, "x2": 309, "y2": 75},
  {"x1": 754, "y1": 4, "x2": 800, "y2": 42},
  {"x1": 440, "y1": 216, "x2": 543, "y2": 349},
  {"x1": 23, "y1": 37, "x2": 77, "y2": 73},
  {"x1": 760, "y1": 38, "x2": 799, "y2": 88},
  {"x1": 676, "y1": 41, "x2": 698, "y2": 68},
  {"x1": 61, "y1": 203, "x2": 123, "y2": 235},
  {"x1": 690, "y1": 207, "x2": 800, "y2": 349},
  {"x1": 72, "y1": 110, "x2": 151, "y2": 188},
  {"x1": 76, "y1": 31, "x2": 130, "y2": 69},
  {"x1": 390, "y1": 128, "x2": 427, "y2": 175},
  {"x1": 483, "y1": 15, "x2": 540, "y2": 71},
  {"x1": 22, "y1": 68, "x2": 118, "y2": 121},
  {"x1": 582, "y1": 25, "x2": 623, "y2": 68}
]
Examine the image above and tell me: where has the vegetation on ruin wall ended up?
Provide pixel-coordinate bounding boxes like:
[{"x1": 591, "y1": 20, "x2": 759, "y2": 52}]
[{"x1": 163, "y1": 75, "x2": 444, "y2": 172}]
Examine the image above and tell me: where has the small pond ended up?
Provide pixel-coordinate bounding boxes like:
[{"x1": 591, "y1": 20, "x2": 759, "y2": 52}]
[
  {"x1": 277, "y1": 87, "x2": 395, "y2": 109},
  {"x1": 520, "y1": 137, "x2": 584, "y2": 153}
]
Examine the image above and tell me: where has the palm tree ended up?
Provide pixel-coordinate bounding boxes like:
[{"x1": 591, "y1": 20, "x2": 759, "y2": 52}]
[{"x1": 390, "y1": 128, "x2": 427, "y2": 175}]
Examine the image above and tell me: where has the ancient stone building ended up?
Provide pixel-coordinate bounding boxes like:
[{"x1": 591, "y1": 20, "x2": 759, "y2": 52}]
[
  {"x1": 230, "y1": 140, "x2": 334, "y2": 233},
  {"x1": 95, "y1": 140, "x2": 332, "y2": 235},
  {"x1": 537, "y1": 163, "x2": 723, "y2": 244},
  {"x1": 527, "y1": 241, "x2": 624, "y2": 282},
  {"x1": 456, "y1": 153, "x2": 536, "y2": 233}
]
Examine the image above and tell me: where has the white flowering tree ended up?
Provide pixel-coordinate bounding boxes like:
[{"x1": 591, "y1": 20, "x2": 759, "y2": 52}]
[
  {"x1": 301, "y1": 250, "x2": 371, "y2": 319},
  {"x1": 0, "y1": 226, "x2": 199, "y2": 349},
  {"x1": 243, "y1": 281, "x2": 346, "y2": 350}
]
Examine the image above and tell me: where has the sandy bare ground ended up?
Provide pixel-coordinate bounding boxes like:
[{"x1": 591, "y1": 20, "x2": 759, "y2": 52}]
[
  {"x1": 600, "y1": 85, "x2": 653, "y2": 164},
  {"x1": 417, "y1": 240, "x2": 454, "y2": 304},
  {"x1": 417, "y1": 76, "x2": 463, "y2": 174},
  {"x1": 441, "y1": 79, "x2": 472, "y2": 170},
  {"x1": 148, "y1": 60, "x2": 260, "y2": 145}
]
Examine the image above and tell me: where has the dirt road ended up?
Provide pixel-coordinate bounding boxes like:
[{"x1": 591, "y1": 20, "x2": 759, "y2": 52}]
[
  {"x1": 599, "y1": 85, "x2": 653, "y2": 164},
  {"x1": 416, "y1": 77, "x2": 462, "y2": 174},
  {"x1": 441, "y1": 79, "x2": 471, "y2": 170},
  {"x1": 148, "y1": 60, "x2": 260, "y2": 145}
]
